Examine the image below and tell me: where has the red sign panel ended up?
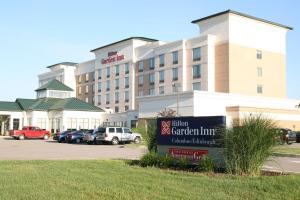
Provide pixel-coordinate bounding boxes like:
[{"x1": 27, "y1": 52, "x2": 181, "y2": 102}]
[{"x1": 168, "y1": 148, "x2": 208, "y2": 161}]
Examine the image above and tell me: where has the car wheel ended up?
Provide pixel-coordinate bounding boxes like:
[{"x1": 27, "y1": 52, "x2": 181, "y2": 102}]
[
  {"x1": 134, "y1": 137, "x2": 141, "y2": 144},
  {"x1": 111, "y1": 137, "x2": 119, "y2": 145},
  {"x1": 18, "y1": 134, "x2": 25, "y2": 140},
  {"x1": 75, "y1": 138, "x2": 81, "y2": 144},
  {"x1": 43, "y1": 134, "x2": 49, "y2": 140}
]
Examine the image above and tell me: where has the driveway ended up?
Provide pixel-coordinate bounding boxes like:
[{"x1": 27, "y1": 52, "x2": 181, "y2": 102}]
[{"x1": 0, "y1": 136, "x2": 147, "y2": 160}]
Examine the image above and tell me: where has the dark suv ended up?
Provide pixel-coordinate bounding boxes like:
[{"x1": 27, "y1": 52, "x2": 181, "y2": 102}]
[{"x1": 66, "y1": 130, "x2": 85, "y2": 144}]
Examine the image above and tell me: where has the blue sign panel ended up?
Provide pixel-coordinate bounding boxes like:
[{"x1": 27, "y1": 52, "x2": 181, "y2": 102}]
[{"x1": 157, "y1": 116, "x2": 226, "y2": 147}]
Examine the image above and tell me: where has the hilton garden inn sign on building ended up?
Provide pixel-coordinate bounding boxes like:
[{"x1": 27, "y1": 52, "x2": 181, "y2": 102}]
[{"x1": 1, "y1": 10, "x2": 300, "y2": 135}]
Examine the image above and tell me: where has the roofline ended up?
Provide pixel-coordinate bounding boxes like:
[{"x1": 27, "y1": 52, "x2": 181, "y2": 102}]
[
  {"x1": 191, "y1": 10, "x2": 293, "y2": 30},
  {"x1": 90, "y1": 37, "x2": 158, "y2": 52},
  {"x1": 46, "y1": 62, "x2": 78, "y2": 68}
]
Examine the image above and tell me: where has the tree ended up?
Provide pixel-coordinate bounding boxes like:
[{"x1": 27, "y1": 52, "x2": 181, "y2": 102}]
[{"x1": 157, "y1": 108, "x2": 176, "y2": 117}]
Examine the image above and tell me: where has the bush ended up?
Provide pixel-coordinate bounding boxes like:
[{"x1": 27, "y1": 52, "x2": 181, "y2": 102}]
[
  {"x1": 144, "y1": 120, "x2": 157, "y2": 152},
  {"x1": 197, "y1": 155, "x2": 214, "y2": 172},
  {"x1": 224, "y1": 115, "x2": 279, "y2": 175},
  {"x1": 139, "y1": 152, "x2": 162, "y2": 167}
]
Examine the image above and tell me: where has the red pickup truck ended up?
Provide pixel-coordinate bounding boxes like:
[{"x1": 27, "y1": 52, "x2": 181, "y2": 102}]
[{"x1": 10, "y1": 126, "x2": 50, "y2": 140}]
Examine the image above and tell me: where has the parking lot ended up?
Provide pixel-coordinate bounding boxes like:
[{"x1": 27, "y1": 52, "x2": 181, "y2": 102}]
[{"x1": 0, "y1": 136, "x2": 146, "y2": 160}]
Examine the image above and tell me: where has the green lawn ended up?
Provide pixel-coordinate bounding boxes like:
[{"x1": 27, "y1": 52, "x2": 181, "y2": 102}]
[
  {"x1": 273, "y1": 145, "x2": 300, "y2": 155},
  {"x1": 0, "y1": 160, "x2": 299, "y2": 200}
]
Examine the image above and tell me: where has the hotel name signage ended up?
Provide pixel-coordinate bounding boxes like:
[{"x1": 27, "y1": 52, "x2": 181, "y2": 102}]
[{"x1": 101, "y1": 51, "x2": 125, "y2": 65}]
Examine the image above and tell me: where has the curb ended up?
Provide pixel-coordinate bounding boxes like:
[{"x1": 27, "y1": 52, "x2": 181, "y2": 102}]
[{"x1": 272, "y1": 153, "x2": 300, "y2": 158}]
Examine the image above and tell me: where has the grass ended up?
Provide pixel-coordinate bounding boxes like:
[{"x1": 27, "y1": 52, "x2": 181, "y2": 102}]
[
  {"x1": 273, "y1": 145, "x2": 300, "y2": 155},
  {"x1": 0, "y1": 160, "x2": 299, "y2": 200}
]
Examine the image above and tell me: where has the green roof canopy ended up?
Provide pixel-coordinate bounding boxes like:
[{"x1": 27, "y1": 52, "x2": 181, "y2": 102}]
[
  {"x1": 35, "y1": 79, "x2": 74, "y2": 92},
  {"x1": 0, "y1": 101, "x2": 22, "y2": 111}
]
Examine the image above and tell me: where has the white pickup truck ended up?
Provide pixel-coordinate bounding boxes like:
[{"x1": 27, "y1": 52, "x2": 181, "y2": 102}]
[{"x1": 95, "y1": 127, "x2": 142, "y2": 145}]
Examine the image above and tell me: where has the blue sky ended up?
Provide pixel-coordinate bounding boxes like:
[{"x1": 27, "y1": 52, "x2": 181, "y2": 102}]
[{"x1": 0, "y1": 0, "x2": 299, "y2": 101}]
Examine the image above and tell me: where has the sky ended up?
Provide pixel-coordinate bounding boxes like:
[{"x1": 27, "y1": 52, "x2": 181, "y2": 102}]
[{"x1": 0, "y1": 0, "x2": 299, "y2": 101}]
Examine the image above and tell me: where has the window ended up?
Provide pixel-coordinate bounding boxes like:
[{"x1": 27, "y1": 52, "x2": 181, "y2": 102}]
[
  {"x1": 172, "y1": 51, "x2": 178, "y2": 64},
  {"x1": 98, "y1": 69, "x2": 102, "y2": 79},
  {"x1": 97, "y1": 95, "x2": 101, "y2": 105},
  {"x1": 257, "y1": 67, "x2": 263, "y2": 77},
  {"x1": 125, "y1": 63, "x2": 130, "y2": 74},
  {"x1": 98, "y1": 82, "x2": 102, "y2": 92},
  {"x1": 106, "y1": 67, "x2": 110, "y2": 78},
  {"x1": 257, "y1": 50, "x2": 262, "y2": 59},
  {"x1": 78, "y1": 118, "x2": 89, "y2": 130},
  {"x1": 149, "y1": 73, "x2": 155, "y2": 84},
  {"x1": 193, "y1": 47, "x2": 201, "y2": 61},
  {"x1": 115, "y1": 106, "x2": 119, "y2": 113},
  {"x1": 36, "y1": 118, "x2": 47, "y2": 130},
  {"x1": 115, "y1": 65, "x2": 119, "y2": 76},
  {"x1": 115, "y1": 92, "x2": 119, "y2": 103},
  {"x1": 109, "y1": 128, "x2": 115, "y2": 133},
  {"x1": 138, "y1": 61, "x2": 143, "y2": 72},
  {"x1": 78, "y1": 86, "x2": 82, "y2": 95},
  {"x1": 172, "y1": 68, "x2": 178, "y2": 81},
  {"x1": 125, "y1": 91, "x2": 129, "y2": 102},
  {"x1": 125, "y1": 105, "x2": 129, "y2": 111},
  {"x1": 78, "y1": 75, "x2": 82, "y2": 83},
  {"x1": 138, "y1": 75, "x2": 143, "y2": 86},
  {"x1": 125, "y1": 77, "x2": 129, "y2": 88},
  {"x1": 149, "y1": 88, "x2": 155, "y2": 96},
  {"x1": 159, "y1": 71, "x2": 164, "y2": 83},
  {"x1": 138, "y1": 90, "x2": 144, "y2": 96},
  {"x1": 159, "y1": 54, "x2": 165, "y2": 67},
  {"x1": 85, "y1": 97, "x2": 89, "y2": 103},
  {"x1": 257, "y1": 85, "x2": 263, "y2": 94},
  {"x1": 92, "y1": 85, "x2": 95, "y2": 93},
  {"x1": 149, "y1": 57, "x2": 155, "y2": 69},
  {"x1": 106, "y1": 80, "x2": 110, "y2": 91},
  {"x1": 159, "y1": 86, "x2": 164, "y2": 95},
  {"x1": 193, "y1": 65, "x2": 201, "y2": 79},
  {"x1": 85, "y1": 73, "x2": 89, "y2": 82},
  {"x1": 115, "y1": 79, "x2": 119, "y2": 90},
  {"x1": 85, "y1": 85, "x2": 89, "y2": 93},
  {"x1": 192, "y1": 82, "x2": 201, "y2": 91},
  {"x1": 106, "y1": 93, "x2": 110, "y2": 104}
]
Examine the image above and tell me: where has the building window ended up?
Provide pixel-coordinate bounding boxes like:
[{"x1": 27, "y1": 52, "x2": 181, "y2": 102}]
[
  {"x1": 92, "y1": 85, "x2": 95, "y2": 93},
  {"x1": 138, "y1": 61, "x2": 143, "y2": 72},
  {"x1": 106, "y1": 67, "x2": 110, "y2": 78},
  {"x1": 98, "y1": 82, "x2": 102, "y2": 92},
  {"x1": 159, "y1": 54, "x2": 165, "y2": 67},
  {"x1": 193, "y1": 65, "x2": 201, "y2": 79},
  {"x1": 97, "y1": 95, "x2": 101, "y2": 105},
  {"x1": 78, "y1": 86, "x2": 82, "y2": 95},
  {"x1": 98, "y1": 69, "x2": 102, "y2": 80},
  {"x1": 257, "y1": 67, "x2": 263, "y2": 77},
  {"x1": 257, "y1": 50, "x2": 262, "y2": 59},
  {"x1": 115, "y1": 92, "x2": 119, "y2": 103},
  {"x1": 115, "y1": 79, "x2": 119, "y2": 90},
  {"x1": 125, "y1": 91, "x2": 129, "y2": 102},
  {"x1": 149, "y1": 88, "x2": 155, "y2": 96},
  {"x1": 125, "y1": 105, "x2": 129, "y2": 111},
  {"x1": 138, "y1": 90, "x2": 143, "y2": 96},
  {"x1": 159, "y1": 71, "x2": 164, "y2": 83},
  {"x1": 115, "y1": 65, "x2": 119, "y2": 76},
  {"x1": 115, "y1": 106, "x2": 119, "y2": 113},
  {"x1": 106, "y1": 93, "x2": 110, "y2": 104},
  {"x1": 159, "y1": 86, "x2": 164, "y2": 95},
  {"x1": 85, "y1": 73, "x2": 89, "y2": 82},
  {"x1": 172, "y1": 68, "x2": 178, "y2": 81},
  {"x1": 85, "y1": 85, "x2": 89, "y2": 94},
  {"x1": 125, "y1": 63, "x2": 130, "y2": 74},
  {"x1": 192, "y1": 82, "x2": 201, "y2": 91},
  {"x1": 257, "y1": 85, "x2": 263, "y2": 94},
  {"x1": 78, "y1": 75, "x2": 82, "y2": 83},
  {"x1": 106, "y1": 80, "x2": 110, "y2": 91},
  {"x1": 149, "y1": 57, "x2": 155, "y2": 69},
  {"x1": 172, "y1": 51, "x2": 178, "y2": 64},
  {"x1": 125, "y1": 77, "x2": 129, "y2": 88},
  {"x1": 138, "y1": 75, "x2": 143, "y2": 86},
  {"x1": 85, "y1": 97, "x2": 89, "y2": 103},
  {"x1": 193, "y1": 47, "x2": 201, "y2": 61},
  {"x1": 149, "y1": 73, "x2": 155, "y2": 85}
]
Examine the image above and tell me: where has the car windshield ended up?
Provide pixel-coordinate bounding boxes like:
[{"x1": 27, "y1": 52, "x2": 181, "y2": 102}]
[{"x1": 94, "y1": 127, "x2": 106, "y2": 134}]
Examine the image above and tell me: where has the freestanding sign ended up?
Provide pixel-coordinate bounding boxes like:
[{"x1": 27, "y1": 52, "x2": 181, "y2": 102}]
[{"x1": 157, "y1": 116, "x2": 226, "y2": 163}]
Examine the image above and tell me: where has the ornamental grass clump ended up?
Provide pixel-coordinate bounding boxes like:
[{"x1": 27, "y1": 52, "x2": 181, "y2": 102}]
[{"x1": 224, "y1": 115, "x2": 279, "y2": 175}]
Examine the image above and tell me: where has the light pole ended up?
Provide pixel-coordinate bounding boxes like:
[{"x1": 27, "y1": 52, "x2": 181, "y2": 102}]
[{"x1": 173, "y1": 83, "x2": 181, "y2": 117}]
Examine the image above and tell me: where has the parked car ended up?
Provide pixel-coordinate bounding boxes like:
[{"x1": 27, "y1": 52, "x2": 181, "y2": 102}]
[
  {"x1": 66, "y1": 130, "x2": 85, "y2": 144},
  {"x1": 83, "y1": 129, "x2": 98, "y2": 144},
  {"x1": 9, "y1": 126, "x2": 50, "y2": 140},
  {"x1": 295, "y1": 131, "x2": 300, "y2": 143},
  {"x1": 53, "y1": 130, "x2": 72, "y2": 143},
  {"x1": 280, "y1": 128, "x2": 296, "y2": 144},
  {"x1": 95, "y1": 127, "x2": 142, "y2": 145}
]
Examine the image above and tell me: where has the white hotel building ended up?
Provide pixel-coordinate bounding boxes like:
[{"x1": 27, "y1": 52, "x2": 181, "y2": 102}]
[{"x1": 1, "y1": 10, "x2": 300, "y2": 134}]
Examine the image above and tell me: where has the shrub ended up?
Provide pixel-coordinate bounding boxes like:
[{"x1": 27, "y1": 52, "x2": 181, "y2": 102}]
[
  {"x1": 176, "y1": 157, "x2": 190, "y2": 170},
  {"x1": 224, "y1": 115, "x2": 279, "y2": 175},
  {"x1": 160, "y1": 154, "x2": 176, "y2": 168},
  {"x1": 139, "y1": 152, "x2": 161, "y2": 167},
  {"x1": 144, "y1": 120, "x2": 157, "y2": 152},
  {"x1": 197, "y1": 155, "x2": 214, "y2": 172}
]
